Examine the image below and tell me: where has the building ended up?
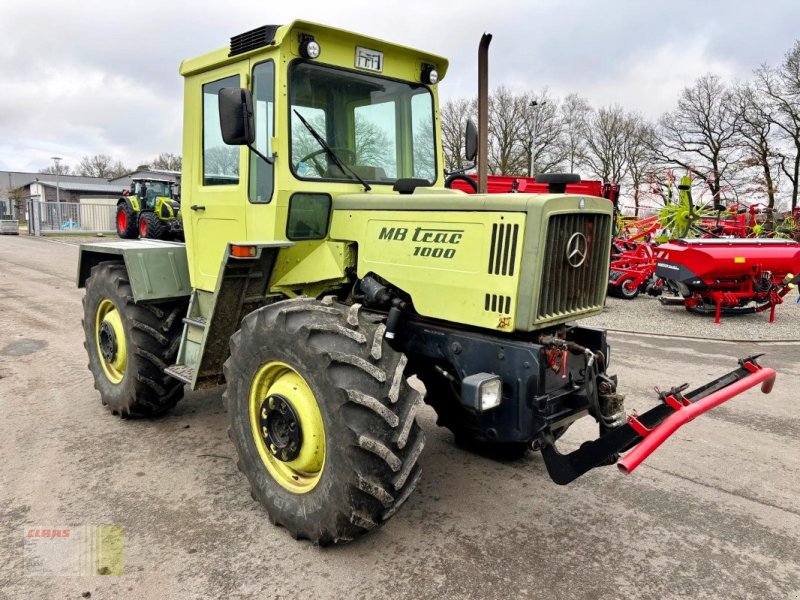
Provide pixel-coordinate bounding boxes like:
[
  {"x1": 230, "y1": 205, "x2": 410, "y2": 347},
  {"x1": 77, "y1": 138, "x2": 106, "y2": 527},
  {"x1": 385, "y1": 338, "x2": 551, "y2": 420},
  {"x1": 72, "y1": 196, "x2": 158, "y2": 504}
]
[{"x1": 0, "y1": 168, "x2": 182, "y2": 218}]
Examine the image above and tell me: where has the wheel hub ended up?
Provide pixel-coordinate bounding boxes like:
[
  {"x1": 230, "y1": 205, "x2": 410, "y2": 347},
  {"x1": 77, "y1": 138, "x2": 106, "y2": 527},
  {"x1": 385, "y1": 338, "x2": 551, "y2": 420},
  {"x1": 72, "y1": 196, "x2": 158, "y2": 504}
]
[
  {"x1": 259, "y1": 394, "x2": 303, "y2": 462},
  {"x1": 98, "y1": 321, "x2": 118, "y2": 362}
]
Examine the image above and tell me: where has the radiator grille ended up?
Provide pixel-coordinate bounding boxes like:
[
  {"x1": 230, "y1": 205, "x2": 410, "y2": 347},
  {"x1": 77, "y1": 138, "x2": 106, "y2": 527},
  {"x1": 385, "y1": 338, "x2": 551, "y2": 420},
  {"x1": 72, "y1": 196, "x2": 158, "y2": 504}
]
[
  {"x1": 484, "y1": 293, "x2": 511, "y2": 314},
  {"x1": 536, "y1": 213, "x2": 610, "y2": 321},
  {"x1": 487, "y1": 223, "x2": 520, "y2": 276}
]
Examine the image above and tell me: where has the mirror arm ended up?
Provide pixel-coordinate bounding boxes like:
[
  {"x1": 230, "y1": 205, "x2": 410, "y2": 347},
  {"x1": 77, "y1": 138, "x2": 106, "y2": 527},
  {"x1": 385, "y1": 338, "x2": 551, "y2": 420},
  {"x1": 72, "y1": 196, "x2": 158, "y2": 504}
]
[{"x1": 248, "y1": 144, "x2": 274, "y2": 165}]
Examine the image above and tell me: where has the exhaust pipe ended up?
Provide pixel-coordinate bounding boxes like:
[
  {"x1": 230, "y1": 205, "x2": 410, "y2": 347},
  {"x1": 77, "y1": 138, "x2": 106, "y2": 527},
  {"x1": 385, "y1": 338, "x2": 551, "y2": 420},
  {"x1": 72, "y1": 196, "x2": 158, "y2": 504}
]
[{"x1": 477, "y1": 33, "x2": 492, "y2": 194}]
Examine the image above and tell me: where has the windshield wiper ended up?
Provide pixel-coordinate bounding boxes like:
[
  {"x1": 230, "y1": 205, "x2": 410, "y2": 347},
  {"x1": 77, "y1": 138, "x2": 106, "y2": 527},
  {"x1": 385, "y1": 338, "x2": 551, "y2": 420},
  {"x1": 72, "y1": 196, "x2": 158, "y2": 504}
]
[{"x1": 293, "y1": 109, "x2": 371, "y2": 192}]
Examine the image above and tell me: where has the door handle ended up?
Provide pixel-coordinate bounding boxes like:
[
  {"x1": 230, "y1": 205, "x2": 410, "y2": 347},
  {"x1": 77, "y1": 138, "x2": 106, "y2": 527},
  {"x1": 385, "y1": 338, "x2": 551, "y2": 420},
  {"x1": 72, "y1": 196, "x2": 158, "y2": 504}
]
[{"x1": 190, "y1": 205, "x2": 206, "y2": 211}]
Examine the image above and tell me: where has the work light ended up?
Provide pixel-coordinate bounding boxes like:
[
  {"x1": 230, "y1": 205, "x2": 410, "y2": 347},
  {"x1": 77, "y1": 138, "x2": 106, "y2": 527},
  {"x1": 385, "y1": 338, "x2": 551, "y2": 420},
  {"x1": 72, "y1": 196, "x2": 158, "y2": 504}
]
[
  {"x1": 299, "y1": 36, "x2": 321, "y2": 59},
  {"x1": 461, "y1": 373, "x2": 503, "y2": 412},
  {"x1": 421, "y1": 64, "x2": 438, "y2": 85}
]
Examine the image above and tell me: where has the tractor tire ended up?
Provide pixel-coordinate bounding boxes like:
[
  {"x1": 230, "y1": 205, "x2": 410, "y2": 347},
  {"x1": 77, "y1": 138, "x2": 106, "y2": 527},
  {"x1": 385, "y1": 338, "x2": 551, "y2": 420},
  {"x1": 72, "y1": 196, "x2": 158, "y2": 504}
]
[
  {"x1": 139, "y1": 211, "x2": 171, "y2": 240},
  {"x1": 116, "y1": 203, "x2": 138, "y2": 239},
  {"x1": 82, "y1": 261, "x2": 187, "y2": 417},
  {"x1": 223, "y1": 298, "x2": 426, "y2": 545}
]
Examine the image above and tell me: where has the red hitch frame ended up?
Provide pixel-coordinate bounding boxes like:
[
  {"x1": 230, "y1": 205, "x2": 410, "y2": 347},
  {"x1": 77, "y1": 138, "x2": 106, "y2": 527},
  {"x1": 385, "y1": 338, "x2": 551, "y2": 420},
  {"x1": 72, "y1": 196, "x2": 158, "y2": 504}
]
[
  {"x1": 618, "y1": 358, "x2": 776, "y2": 473},
  {"x1": 540, "y1": 356, "x2": 776, "y2": 484}
]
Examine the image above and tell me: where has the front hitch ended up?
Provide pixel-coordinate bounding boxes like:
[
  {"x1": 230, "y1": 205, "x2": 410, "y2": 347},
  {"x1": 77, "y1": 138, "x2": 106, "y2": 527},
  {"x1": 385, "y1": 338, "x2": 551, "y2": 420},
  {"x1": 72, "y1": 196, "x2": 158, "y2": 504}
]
[{"x1": 540, "y1": 356, "x2": 777, "y2": 485}]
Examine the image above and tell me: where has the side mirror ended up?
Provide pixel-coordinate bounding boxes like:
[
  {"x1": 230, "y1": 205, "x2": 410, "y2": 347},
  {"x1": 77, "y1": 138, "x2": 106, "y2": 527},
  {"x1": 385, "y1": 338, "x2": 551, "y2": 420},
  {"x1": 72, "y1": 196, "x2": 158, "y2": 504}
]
[
  {"x1": 464, "y1": 119, "x2": 478, "y2": 163},
  {"x1": 219, "y1": 88, "x2": 255, "y2": 145}
]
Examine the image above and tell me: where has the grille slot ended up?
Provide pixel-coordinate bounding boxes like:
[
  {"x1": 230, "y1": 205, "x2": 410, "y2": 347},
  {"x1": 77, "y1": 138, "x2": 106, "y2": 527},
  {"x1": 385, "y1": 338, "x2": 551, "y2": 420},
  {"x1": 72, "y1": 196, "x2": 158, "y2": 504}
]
[
  {"x1": 229, "y1": 25, "x2": 281, "y2": 57},
  {"x1": 487, "y1": 223, "x2": 520, "y2": 276},
  {"x1": 536, "y1": 213, "x2": 610, "y2": 321},
  {"x1": 485, "y1": 293, "x2": 511, "y2": 314}
]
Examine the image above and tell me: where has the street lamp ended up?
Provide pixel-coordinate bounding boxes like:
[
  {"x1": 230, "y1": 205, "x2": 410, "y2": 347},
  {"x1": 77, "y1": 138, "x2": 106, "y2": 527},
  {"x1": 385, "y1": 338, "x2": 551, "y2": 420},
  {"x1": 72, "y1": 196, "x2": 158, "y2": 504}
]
[
  {"x1": 51, "y1": 157, "x2": 62, "y2": 203},
  {"x1": 529, "y1": 100, "x2": 546, "y2": 178}
]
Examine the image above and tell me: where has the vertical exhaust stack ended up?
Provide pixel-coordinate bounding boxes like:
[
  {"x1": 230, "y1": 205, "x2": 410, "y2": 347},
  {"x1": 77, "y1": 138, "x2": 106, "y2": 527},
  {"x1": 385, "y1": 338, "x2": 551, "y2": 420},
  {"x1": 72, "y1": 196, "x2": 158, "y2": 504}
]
[{"x1": 477, "y1": 33, "x2": 492, "y2": 194}]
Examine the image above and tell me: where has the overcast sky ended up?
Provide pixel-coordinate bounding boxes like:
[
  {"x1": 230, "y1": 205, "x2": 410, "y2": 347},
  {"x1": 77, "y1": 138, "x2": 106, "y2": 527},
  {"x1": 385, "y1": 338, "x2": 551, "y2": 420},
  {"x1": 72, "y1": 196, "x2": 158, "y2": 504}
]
[{"x1": 1, "y1": 0, "x2": 798, "y2": 173}]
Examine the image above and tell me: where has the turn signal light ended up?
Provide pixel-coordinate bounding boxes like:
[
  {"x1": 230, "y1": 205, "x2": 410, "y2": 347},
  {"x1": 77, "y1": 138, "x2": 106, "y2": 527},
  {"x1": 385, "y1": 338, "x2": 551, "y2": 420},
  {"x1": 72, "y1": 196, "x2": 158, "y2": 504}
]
[{"x1": 231, "y1": 245, "x2": 257, "y2": 258}]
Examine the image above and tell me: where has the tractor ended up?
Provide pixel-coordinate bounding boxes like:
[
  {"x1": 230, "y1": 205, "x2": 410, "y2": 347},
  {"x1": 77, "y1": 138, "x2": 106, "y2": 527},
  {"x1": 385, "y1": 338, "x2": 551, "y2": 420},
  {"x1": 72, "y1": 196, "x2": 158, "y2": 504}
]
[
  {"x1": 115, "y1": 177, "x2": 183, "y2": 240},
  {"x1": 77, "y1": 21, "x2": 776, "y2": 545}
]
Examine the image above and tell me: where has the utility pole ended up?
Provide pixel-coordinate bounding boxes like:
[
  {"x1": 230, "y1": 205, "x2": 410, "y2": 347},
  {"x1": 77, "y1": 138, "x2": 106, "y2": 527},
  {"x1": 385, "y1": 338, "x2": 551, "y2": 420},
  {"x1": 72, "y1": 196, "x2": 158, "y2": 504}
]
[
  {"x1": 51, "y1": 156, "x2": 62, "y2": 203},
  {"x1": 529, "y1": 100, "x2": 546, "y2": 178}
]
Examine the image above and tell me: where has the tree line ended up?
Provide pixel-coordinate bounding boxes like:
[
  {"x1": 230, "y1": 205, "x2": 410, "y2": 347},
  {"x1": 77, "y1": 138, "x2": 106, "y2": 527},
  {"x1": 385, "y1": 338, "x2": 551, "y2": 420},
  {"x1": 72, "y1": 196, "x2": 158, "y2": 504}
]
[
  {"x1": 441, "y1": 40, "x2": 800, "y2": 214},
  {"x1": 37, "y1": 152, "x2": 182, "y2": 179}
]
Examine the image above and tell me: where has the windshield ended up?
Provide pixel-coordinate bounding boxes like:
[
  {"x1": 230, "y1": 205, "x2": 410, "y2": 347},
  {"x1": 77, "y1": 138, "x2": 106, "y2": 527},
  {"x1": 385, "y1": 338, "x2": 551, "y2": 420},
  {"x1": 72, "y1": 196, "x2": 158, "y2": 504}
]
[{"x1": 289, "y1": 61, "x2": 436, "y2": 184}]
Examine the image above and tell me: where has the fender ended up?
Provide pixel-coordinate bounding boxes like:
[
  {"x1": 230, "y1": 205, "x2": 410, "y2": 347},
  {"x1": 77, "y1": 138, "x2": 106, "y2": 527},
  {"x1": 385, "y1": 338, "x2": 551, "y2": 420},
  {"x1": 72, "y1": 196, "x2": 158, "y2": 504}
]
[
  {"x1": 118, "y1": 195, "x2": 141, "y2": 212},
  {"x1": 77, "y1": 240, "x2": 191, "y2": 302}
]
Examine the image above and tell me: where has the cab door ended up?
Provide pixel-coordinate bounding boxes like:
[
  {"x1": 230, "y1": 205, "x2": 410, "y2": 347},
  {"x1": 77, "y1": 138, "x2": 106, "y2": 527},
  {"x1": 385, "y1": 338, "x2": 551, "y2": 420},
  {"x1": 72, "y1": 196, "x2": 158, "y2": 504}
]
[{"x1": 185, "y1": 67, "x2": 249, "y2": 292}]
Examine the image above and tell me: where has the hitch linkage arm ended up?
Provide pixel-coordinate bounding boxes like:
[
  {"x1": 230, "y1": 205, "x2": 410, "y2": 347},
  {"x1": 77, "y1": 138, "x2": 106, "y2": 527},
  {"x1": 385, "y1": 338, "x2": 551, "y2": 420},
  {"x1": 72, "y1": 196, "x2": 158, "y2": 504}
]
[{"x1": 540, "y1": 356, "x2": 776, "y2": 485}]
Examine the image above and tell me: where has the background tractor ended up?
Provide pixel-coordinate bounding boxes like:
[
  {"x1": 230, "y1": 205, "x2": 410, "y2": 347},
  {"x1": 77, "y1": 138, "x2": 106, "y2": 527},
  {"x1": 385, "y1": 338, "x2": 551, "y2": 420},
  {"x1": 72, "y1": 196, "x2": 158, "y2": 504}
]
[
  {"x1": 115, "y1": 177, "x2": 183, "y2": 240},
  {"x1": 77, "y1": 21, "x2": 776, "y2": 545}
]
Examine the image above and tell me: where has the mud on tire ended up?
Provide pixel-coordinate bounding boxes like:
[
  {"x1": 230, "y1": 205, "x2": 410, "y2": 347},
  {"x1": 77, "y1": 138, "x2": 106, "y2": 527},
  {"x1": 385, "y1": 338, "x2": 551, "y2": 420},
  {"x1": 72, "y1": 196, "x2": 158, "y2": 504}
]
[
  {"x1": 223, "y1": 298, "x2": 426, "y2": 545},
  {"x1": 82, "y1": 261, "x2": 187, "y2": 417}
]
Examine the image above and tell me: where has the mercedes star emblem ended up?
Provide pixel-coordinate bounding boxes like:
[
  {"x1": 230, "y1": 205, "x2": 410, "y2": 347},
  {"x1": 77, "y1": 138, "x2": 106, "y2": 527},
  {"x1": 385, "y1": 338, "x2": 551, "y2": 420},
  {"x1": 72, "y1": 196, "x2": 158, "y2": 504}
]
[{"x1": 566, "y1": 232, "x2": 588, "y2": 268}]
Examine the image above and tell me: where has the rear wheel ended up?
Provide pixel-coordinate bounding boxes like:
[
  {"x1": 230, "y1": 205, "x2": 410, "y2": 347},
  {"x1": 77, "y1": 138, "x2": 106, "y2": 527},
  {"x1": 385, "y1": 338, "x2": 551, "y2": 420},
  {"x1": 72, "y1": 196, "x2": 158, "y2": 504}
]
[
  {"x1": 139, "y1": 211, "x2": 170, "y2": 240},
  {"x1": 82, "y1": 261, "x2": 187, "y2": 417},
  {"x1": 116, "y1": 203, "x2": 138, "y2": 239},
  {"x1": 223, "y1": 298, "x2": 426, "y2": 544}
]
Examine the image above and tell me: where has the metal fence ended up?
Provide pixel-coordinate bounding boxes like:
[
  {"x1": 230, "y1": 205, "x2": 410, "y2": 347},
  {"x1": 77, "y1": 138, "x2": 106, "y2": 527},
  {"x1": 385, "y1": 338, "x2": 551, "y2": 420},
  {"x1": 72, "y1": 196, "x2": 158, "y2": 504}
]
[{"x1": 27, "y1": 200, "x2": 117, "y2": 235}]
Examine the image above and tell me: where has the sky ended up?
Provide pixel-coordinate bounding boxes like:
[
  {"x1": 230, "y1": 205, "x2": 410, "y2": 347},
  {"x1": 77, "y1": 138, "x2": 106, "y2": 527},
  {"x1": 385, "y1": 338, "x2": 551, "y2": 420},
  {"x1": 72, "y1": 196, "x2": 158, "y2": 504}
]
[{"x1": 1, "y1": 0, "x2": 798, "y2": 173}]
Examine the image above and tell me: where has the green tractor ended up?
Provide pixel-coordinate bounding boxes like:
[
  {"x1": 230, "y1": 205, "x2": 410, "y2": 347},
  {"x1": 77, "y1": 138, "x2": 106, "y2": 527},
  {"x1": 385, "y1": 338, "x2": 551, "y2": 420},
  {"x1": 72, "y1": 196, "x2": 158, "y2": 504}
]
[
  {"x1": 115, "y1": 177, "x2": 183, "y2": 240},
  {"x1": 77, "y1": 21, "x2": 775, "y2": 545}
]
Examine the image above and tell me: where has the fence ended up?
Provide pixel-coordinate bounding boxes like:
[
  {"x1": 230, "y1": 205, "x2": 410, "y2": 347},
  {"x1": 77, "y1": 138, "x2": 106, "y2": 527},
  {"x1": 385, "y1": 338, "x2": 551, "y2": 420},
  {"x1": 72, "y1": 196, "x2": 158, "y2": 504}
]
[{"x1": 27, "y1": 200, "x2": 117, "y2": 235}]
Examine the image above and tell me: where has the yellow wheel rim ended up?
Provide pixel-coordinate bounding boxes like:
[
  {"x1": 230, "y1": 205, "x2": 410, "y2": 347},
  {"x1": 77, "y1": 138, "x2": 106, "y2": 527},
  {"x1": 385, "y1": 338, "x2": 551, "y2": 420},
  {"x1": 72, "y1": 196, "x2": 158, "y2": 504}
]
[
  {"x1": 95, "y1": 299, "x2": 127, "y2": 384},
  {"x1": 249, "y1": 362, "x2": 326, "y2": 494}
]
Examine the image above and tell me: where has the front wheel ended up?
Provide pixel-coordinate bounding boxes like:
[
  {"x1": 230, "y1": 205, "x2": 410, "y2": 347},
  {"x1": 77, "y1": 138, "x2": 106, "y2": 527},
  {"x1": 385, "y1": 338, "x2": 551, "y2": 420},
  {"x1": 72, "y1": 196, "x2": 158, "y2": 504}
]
[
  {"x1": 139, "y1": 211, "x2": 171, "y2": 240},
  {"x1": 223, "y1": 298, "x2": 426, "y2": 544},
  {"x1": 617, "y1": 276, "x2": 640, "y2": 299}
]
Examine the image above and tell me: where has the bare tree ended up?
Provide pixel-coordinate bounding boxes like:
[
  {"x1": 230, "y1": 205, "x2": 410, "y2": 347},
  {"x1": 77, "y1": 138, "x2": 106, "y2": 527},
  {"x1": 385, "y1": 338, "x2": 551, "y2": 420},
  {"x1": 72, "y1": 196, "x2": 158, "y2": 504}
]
[
  {"x1": 755, "y1": 41, "x2": 800, "y2": 210},
  {"x1": 440, "y1": 98, "x2": 475, "y2": 172},
  {"x1": 38, "y1": 163, "x2": 73, "y2": 176},
  {"x1": 77, "y1": 154, "x2": 129, "y2": 179},
  {"x1": 624, "y1": 114, "x2": 659, "y2": 216},
  {"x1": 487, "y1": 86, "x2": 527, "y2": 175},
  {"x1": 583, "y1": 105, "x2": 631, "y2": 183},
  {"x1": 521, "y1": 90, "x2": 566, "y2": 176},
  {"x1": 731, "y1": 83, "x2": 781, "y2": 208},
  {"x1": 149, "y1": 152, "x2": 182, "y2": 172},
  {"x1": 561, "y1": 93, "x2": 592, "y2": 173},
  {"x1": 656, "y1": 74, "x2": 740, "y2": 204}
]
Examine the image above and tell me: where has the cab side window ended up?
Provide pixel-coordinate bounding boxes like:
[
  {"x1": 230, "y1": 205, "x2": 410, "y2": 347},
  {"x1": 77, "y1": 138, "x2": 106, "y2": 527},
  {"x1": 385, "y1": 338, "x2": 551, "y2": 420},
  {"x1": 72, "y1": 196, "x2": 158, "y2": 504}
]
[
  {"x1": 250, "y1": 61, "x2": 275, "y2": 203},
  {"x1": 202, "y1": 75, "x2": 240, "y2": 186}
]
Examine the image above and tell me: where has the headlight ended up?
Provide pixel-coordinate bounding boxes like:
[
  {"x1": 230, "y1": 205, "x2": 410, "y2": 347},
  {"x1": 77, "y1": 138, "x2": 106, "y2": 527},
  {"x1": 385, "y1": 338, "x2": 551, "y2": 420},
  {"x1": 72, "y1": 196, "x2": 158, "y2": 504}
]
[{"x1": 461, "y1": 373, "x2": 503, "y2": 412}]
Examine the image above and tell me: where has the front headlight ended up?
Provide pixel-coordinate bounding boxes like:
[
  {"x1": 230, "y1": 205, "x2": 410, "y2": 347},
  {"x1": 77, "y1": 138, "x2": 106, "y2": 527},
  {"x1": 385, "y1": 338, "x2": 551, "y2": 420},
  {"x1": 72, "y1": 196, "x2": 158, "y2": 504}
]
[{"x1": 461, "y1": 373, "x2": 503, "y2": 412}]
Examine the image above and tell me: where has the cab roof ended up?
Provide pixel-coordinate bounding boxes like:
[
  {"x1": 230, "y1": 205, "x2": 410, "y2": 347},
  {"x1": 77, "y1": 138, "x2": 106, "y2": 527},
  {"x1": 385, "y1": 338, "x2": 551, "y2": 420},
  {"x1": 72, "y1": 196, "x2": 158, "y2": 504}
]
[{"x1": 179, "y1": 19, "x2": 449, "y2": 80}]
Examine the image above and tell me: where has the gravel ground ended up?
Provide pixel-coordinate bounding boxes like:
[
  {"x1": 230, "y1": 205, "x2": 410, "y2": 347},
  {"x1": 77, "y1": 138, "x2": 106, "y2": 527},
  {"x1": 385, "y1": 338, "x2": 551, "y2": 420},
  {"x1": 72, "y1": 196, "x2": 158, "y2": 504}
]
[{"x1": 586, "y1": 293, "x2": 800, "y2": 341}]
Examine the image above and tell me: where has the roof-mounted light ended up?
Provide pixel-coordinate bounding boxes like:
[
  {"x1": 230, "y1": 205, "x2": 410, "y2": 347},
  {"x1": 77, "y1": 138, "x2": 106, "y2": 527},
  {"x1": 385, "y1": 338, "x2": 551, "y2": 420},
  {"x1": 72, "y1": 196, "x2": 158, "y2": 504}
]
[
  {"x1": 299, "y1": 35, "x2": 320, "y2": 59},
  {"x1": 421, "y1": 64, "x2": 438, "y2": 85}
]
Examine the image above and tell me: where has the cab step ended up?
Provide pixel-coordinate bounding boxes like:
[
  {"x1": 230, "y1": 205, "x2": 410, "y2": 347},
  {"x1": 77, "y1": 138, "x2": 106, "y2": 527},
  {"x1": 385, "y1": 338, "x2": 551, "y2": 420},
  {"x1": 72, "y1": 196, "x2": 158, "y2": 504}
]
[{"x1": 164, "y1": 364, "x2": 194, "y2": 384}]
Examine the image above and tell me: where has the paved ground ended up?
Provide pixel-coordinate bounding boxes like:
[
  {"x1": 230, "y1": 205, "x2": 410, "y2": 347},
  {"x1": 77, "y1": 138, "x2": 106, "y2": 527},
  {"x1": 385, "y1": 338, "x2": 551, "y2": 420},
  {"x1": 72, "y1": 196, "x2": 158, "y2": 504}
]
[{"x1": 1, "y1": 235, "x2": 798, "y2": 600}]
